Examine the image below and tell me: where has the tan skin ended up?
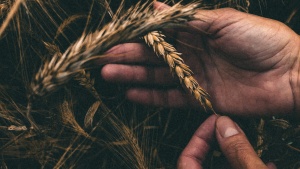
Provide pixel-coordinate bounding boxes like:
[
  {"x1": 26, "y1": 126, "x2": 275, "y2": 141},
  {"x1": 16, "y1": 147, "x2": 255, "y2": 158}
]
[
  {"x1": 100, "y1": 2, "x2": 300, "y2": 169},
  {"x1": 177, "y1": 115, "x2": 277, "y2": 169}
]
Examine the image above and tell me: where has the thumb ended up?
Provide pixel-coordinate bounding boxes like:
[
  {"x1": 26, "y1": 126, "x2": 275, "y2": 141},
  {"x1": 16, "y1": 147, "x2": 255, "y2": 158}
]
[{"x1": 215, "y1": 116, "x2": 269, "y2": 169}]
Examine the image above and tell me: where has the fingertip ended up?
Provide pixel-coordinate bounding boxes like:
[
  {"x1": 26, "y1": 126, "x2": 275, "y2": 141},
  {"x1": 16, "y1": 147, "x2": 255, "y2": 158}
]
[
  {"x1": 177, "y1": 115, "x2": 218, "y2": 169},
  {"x1": 101, "y1": 64, "x2": 118, "y2": 81},
  {"x1": 215, "y1": 116, "x2": 268, "y2": 169},
  {"x1": 266, "y1": 162, "x2": 277, "y2": 169},
  {"x1": 216, "y1": 116, "x2": 240, "y2": 138},
  {"x1": 126, "y1": 89, "x2": 139, "y2": 100}
]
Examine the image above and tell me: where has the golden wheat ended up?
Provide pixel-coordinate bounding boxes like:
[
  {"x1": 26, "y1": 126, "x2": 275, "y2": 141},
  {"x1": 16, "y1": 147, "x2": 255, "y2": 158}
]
[
  {"x1": 1, "y1": 0, "x2": 300, "y2": 168},
  {"x1": 54, "y1": 15, "x2": 87, "y2": 41},
  {"x1": 60, "y1": 100, "x2": 91, "y2": 139},
  {"x1": 30, "y1": 2, "x2": 200, "y2": 98},
  {"x1": 256, "y1": 118, "x2": 264, "y2": 157},
  {"x1": 0, "y1": 0, "x2": 23, "y2": 37},
  {"x1": 74, "y1": 70, "x2": 101, "y2": 100},
  {"x1": 84, "y1": 101, "x2": 101, "y2": 128},
  {"x1": 74, "y1": 70, "x2": 103, "y2": 128},
  {"x1": 101, "y1": 112, "x2": 147, "y2": 169},
  {"x1": 39, "y1": 42, "x2": 102, "y2": 129},
  {"x1": 143, "y1": 31, "x2": 215, "y2": 113}
]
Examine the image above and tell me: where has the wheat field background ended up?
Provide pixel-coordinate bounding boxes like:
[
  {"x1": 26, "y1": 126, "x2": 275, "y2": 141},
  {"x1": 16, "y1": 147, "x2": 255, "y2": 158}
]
[{"x1": 0, "y1": 0, "x2": 299, "y2": 168}]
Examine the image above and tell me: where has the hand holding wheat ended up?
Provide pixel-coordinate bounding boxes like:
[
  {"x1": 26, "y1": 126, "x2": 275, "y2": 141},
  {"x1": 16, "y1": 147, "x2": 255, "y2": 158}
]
[{"x1": 101, "y1": 4, "x2": 300, "y2": 117}]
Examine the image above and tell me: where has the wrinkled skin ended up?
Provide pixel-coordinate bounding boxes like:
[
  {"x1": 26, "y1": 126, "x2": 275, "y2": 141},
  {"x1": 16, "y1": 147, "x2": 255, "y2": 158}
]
[
  {"x1": 100, "y1": 2, "x2": 300, "y2": 168},
  {"x1": 177, "y1": 115, "x2": 277, "y2": 169},
  {"x1": 101, "y1": 6, "x2": 300, "y2": 117}
]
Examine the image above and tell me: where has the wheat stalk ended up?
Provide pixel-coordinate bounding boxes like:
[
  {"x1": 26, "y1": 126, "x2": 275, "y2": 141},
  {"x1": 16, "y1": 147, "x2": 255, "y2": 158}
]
[
  {"x1": 0, "y1": 0, "x2": 24, "y2": 37},
  {"x1": 74, "y1": 70, "x2": 100, "y2": 100},
  {"x1": 256, "y1": 118, "x2": 265, "y2": 157},
  {"x1": 74, "y1": 70, "x2": 102, "y2": 128},
  {"x1": 29, "y1": 2, "x2": 201, "y2": 129},
  {"x1": 44, "y1": 42, "x2": 102, "y2": 123},
  {"x1": 0, "y1": 3, "x2": 8, "y2": 17},
  {"x1": 100, "y1": 112, "x2": 147, "y2": 169},
  {"x1": 143, "y1": 31, "x2": 215, "y2": 113},
  {"x1": 30, "y1": 2, "x2": 201, "y2": 98},
  {"x1": 43, "y1": 43, "x2": 95, "y2": 96},
  {"x1": 54, "y1": 15, "x2": 87, "y2": 41},
  {"x1": 60, "y1": 100, "x2": 91, "y2": 139}
]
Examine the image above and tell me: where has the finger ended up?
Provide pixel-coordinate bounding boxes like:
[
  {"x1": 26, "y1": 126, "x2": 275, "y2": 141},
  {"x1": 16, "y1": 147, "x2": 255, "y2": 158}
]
[
  {"x1": 215, "y1": 116, "x2": 269, "y2": 169},
  {"x1": 126, "y1": 88, "x2": 199, "y2": 108},
  {"x1": 177, "y1": 115, "x2": 217, "y2": 169},
  {"x1": 96, "y1": 43, "x2": 163, "y2": 65},
  {"x1": 96, "y1": 2, "x2": 172, "y2": 65},
  {"x1": 266, "y1": 162, "x2": 277, "y2": 169},
  {"x1": 101, "y1": 64, "x2": 176, "y2": 85}
]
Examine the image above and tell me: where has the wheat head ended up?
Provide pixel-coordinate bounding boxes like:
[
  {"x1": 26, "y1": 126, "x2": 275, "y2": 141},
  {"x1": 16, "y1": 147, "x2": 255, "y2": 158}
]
[
  {"x1": 143, "y1": 31, "x2": 215, "y2": 113},
  {"x1": 74, "y1": 70, "x2": 100, "y2": 100},
  {"x1": 30, "y1": 2, "x2": 201, "y2": 98}
]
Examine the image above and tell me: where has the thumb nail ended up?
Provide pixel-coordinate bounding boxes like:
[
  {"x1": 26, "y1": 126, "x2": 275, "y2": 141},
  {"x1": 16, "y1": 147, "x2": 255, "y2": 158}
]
[{"x1": 217, "y1": 116, "x2": 239, "y2": 138}]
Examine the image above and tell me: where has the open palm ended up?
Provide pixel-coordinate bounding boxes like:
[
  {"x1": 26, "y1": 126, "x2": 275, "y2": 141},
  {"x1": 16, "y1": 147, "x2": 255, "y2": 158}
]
[{"x1": 101, "y1": 7, "x2": 300, "y2": 116}]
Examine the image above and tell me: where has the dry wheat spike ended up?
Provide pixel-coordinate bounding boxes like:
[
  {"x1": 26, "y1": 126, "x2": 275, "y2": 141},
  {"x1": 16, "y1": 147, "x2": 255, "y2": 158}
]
[
  {"x1": 44, "y1": 43, "x2": 102, "y2": 128},
  {"x1": 30, "y1": 2, "x2": 201, "y2": 98},
  {"x1": 256, "y1": 118, "x2": 265, "y2": 157},
  {"x1": 143, "y1": 31, "x2": 215, "y2": 113},
  {"x1": 60, "y1": 100, "x2": 94, "y2": 140},
  {"x1": 74, "y1": 70, "x2": 102, "y2": 128},
  {"x1": 74, "y1": 70, "x2": 101, "y2": 100}
]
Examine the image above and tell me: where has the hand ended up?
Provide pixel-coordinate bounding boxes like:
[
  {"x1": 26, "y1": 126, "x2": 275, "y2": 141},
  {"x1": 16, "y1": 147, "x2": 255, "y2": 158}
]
[
  {"x1": 177, "y1": 115, "x2": 277, "y2": 169},
  {"x1": 101, "y1": 2, "x2": 300, "y2": 116}
]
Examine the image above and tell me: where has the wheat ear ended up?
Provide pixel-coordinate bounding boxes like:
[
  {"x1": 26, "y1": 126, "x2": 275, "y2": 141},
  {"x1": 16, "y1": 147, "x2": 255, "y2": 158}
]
[
  {"x1": 30, "y1": 2, "x2": 200, "y2": 97},
  {"x1": 74, "y1": 70, "x2": 102, "y2": 128},
  {"x1": 143, "y1": 31, "x2": 215, "y2": 113},
  {"x1": 256, "y1": 118, "x2": 265, "y2": 157},
  {"x1": 60, "y1": 100, "x2": 91, "y2": 139},
  {"x1": 74, "y1": 70, "x2": 100, "y2": 100},
  {"x1": 44, "y1": 42, "x2": 103, "y2": 128}
]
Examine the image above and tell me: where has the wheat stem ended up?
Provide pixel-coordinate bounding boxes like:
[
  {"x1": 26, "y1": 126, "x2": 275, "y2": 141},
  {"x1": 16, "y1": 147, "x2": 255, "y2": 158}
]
[
  {"x1": 26, "y1": 98, "x2": 39, "y2": 130},
  {"x1": 256, "y1": 118, "x2": 265, "y2": 157},
  {"x1": 74, "y1": 70, "x2": 105, "y2": 128},
  {"x1": 143, "y1": 31, "x2": 215, "y2": 113},
  {"x1": 60, "y1": 101, "x2": 91, "y2": 139},
  {"x1": 74, "y1": 70, "x2": 101, "y2": 100},
  {"x1": 0, "y1": 0, "x2": 24, "y2": 37},
  {"x1": 30, "y1": 2, "x2": 200, "y2": 97}
]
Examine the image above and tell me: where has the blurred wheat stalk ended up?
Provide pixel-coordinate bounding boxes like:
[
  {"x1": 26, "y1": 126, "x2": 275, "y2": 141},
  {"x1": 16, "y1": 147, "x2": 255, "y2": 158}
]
[
  {"x1": 1, "y1": 0, "x2": 300, "y2": 168},
  {"x1": 28, "y1": 1, "x2": 213, "y2": 129},
  {"x1": 1, "y1": 1, "x2": 207, "y2": 168},
  {"x1": 30, "y1": 2, "x2": 201, "y2": 97}
]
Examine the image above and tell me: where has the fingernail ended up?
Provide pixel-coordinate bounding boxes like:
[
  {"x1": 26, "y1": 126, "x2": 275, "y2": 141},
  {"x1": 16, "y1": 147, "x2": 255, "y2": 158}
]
[{"x1": 217, "y1": 116, "x2": 239, "y2": 138}]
